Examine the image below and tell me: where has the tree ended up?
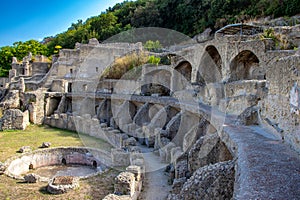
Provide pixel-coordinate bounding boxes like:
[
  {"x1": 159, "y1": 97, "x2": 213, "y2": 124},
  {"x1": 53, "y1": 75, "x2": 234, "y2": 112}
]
[
  {"x1": 90, "y1": 13, "x2": 121, "y2": 41},
  {"x1": 0, "y1": 40, "x2": 50, "y2": 77}
]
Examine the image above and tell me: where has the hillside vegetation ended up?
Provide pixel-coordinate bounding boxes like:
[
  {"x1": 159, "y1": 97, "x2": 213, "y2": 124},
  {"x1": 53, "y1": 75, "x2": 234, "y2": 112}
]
[{"x1": 0, "y1": 0, "x2": 299, "y2": 76}]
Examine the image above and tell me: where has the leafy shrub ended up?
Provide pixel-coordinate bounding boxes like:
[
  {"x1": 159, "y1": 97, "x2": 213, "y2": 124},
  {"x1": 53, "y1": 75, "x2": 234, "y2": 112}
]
[
  {"x1": 144, "y1": 40, "x2": 162, "y2": 52},
  {"x1": 160, "y1": 55, "x2": 171, "y2": 65},
  {"x1": 148, "y1": 55, "x2": 161, "y2": 66},
  {"x1": 260, "y1": 28, "x2": 295, "y2": 50}
]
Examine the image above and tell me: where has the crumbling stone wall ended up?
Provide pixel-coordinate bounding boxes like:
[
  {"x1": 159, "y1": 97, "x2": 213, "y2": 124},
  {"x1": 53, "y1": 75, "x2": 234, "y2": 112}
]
[
  {"x1": 188, "y1": 133, "x2": 233, "y2": 174},
  {"x1": 168, "y1": 160, "x2": 235, "y2": 200},
  {"x1": 0, "y1": 109, "x2": 29, "y2": 130},
  {"x1": 262, "y1": 53, "x2": 300, "y2": 152}
]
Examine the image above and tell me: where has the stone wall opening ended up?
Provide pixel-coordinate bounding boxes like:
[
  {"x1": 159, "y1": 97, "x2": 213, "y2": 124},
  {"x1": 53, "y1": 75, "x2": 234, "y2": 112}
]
[
  {"x1": 141, "y1": 69, "x2": 172, "y2": 96},
  {"x1": 175, "y1": 61, "x2": 192, "y2": 82},
  {"x1": 67, "y1": 83, "x2": 72, "y2": 93},
  {"x1": 229, "y1": 50, "x2": 263, "y2": 82},
  {"x1": 46, "y1": 97, "x2": 62, "y2": 116},
  {"x1": 29, "y1": 163, "x2": 33, "y2": 170},
  {"x1": 93, "y1": 160, "x2": 98, "y2": 168},
  {"x1": 198, "y1": 45, "x2": 222, "y2": 84}
]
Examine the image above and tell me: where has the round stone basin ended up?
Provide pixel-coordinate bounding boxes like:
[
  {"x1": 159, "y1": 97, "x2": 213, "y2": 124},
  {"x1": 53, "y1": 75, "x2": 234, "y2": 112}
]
[{"x1": 4, "y1": 147, "x2": 111, "y2": 181}]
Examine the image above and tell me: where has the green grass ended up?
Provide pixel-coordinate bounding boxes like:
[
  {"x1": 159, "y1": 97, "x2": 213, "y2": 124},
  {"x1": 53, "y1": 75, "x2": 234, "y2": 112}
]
[{"x1": 0, "y1": 124, "x2": 112, "y2": 162}]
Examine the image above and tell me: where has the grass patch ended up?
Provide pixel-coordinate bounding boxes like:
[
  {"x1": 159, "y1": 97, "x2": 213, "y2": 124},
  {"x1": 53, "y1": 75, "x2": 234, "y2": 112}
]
[
  {"x1": 0, "y1": 124, "x2": 83, "y2": 162},
  {"x1": 0, "y1": 124, "x2": 112, "y2": 162}
]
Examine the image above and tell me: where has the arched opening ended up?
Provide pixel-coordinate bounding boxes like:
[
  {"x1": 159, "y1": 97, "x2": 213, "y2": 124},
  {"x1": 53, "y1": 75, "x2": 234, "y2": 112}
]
[
  {"x1": 29, "y1": 163, "x2": 33, "y2": 170},
  {"x1": 92, "y1": 160, "x2": 97, "y2": 168},
  {"x1": 141, "y1": 69, "x2": 171, "y2": 96},
  {"x1": 198, "y1": 45, "x2": 222, "y2": 84},
  {"x1": 62, "y1": 158, "x2": 67, "y2": 165},
  {"x1": 175, "y1": 61, "x2": 192, "y2": 82},
  {"x1": 95, "y1": 105, "x2": 99, "y2": 115},
  {"x1": 229, "y1": 50, "x2": 262, "y2": 82}
]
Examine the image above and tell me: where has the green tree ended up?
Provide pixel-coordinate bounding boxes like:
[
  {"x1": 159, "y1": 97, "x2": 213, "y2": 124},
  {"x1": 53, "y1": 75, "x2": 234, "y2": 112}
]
[
  {"x1": 90, "y1": 13, "x2": 121, "y2": 41},
  {"x1": 0, "y1": 40, "x2": 50, "y2": 77}
]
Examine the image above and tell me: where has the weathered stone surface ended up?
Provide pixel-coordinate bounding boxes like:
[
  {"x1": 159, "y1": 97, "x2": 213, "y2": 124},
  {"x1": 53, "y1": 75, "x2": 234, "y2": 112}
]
[
  {"x1": 174, "y1": 159, "x2": 188, "y2": 180},
  {"x1": 188, "y1": 133, "x2": 233, "y2": 174},
  {"x1": 88, "y1": 38, "x2": 100, "y2": 46},
  {"x1": 123, "y1": 137, "x2": 137, "y2": 147},
  {"x1": 47, "y1": 176, "x2": 79, "y2": 194},
  {"x1": 171, "y1": 177, "x2": 187, "y2": 195},
  {"x1": 193, "y1": 28, "x2": 213, "y2": 43},
  {"x1": 114, "y1": 172, "x2": 136, "y2": 196},
  {"x1": 127, "y1": 146, "x2": 141, "y2": 153},
  {"x1": 0, "y1": 162, "x2": 5, "y2": 175},
  {"x1": 111, "y1": 149, "x2": 130, "y2": 167},
  {"x1": 236, "y1": 106, "x2": 259, "y2": 125},
  {"x1": 175, "y1": 160, "x2": 235, "y2": 200},
  {"x1": 24, "y1": 173, "x2": 40, "y2": 183},
  {"x1": 0, "y1": 109, "x2": 29, "y2": 130},
  {"x1": 103, "y1": 194, "x2": 131, "y2": 200},
  {"x1": 0, "y1": 90, "x2": 20, "y2": 109},
  {"x1": 126, "y1": 165, "x2": 143, "y2": 181}
]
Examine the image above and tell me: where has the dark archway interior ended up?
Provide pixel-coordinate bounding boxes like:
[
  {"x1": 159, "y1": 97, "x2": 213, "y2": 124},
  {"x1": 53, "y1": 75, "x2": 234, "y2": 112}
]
[
  {"x1": 206, "y1": 46, "x2": 222, "y2": 73},
  {"x1": 29, "y1": 163, "x2": 33, "y2": 170},
  {"x1": 92, "y1": 160, "x2": 97, "y2": 168},
  {"x1": 141, "y1": 70, "x2": 171, "y2": 96},
  {"x1": 229, "y1": 50, "x2": 262, "y2": 82},
  {"x1": 175, "y1": 61, "x2": 192, "y2": 82}
]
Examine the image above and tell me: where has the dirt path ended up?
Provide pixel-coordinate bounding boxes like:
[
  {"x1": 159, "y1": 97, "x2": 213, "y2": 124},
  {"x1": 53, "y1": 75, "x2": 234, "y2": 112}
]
[{"x1": 138, "y1": 146, "x2": 172, "y2": 200}]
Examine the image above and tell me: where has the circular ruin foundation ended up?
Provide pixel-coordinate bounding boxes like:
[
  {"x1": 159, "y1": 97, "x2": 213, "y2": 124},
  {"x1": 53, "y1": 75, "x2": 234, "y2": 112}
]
[
  {"x1": 4, "y1": 147, "x2": 110, "y2": 182},
  {"x1": 47, "y1": 176, "x2": 80, "y2": 194}
]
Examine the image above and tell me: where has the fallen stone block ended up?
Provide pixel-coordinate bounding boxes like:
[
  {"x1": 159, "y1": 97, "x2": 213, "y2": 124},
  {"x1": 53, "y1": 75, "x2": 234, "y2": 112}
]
[
  {"x1": 19, "y1": 146, "x2": 31, "y2": 153},
  {"x1": 24, "y1": 173, "x2": 41, "y2": 183},
  {"x1": 123, "y1": 137, "x2": 137, "y2": 147},
  {"x1": 41, "y1": 142, "x2": 51, "y2": 148}
]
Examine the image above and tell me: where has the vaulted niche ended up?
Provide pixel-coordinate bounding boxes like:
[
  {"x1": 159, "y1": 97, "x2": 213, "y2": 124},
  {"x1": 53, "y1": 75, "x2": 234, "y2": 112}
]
[
  {"x1": 229, "y1": 50, "x2": 264, "y2": 82},
  {"x1": 175, "y1": 61, "x2": 192, "y2": 82}
]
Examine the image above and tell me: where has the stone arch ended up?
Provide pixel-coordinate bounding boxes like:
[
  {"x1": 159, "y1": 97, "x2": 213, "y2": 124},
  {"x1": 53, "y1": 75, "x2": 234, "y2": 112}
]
[
  {"x1": 198, "y1": 45, "x2": 222, "y2": 84},
  {"x1": 142, "y1": 69, "x2": 172, "y2": 96},
  {"x1": 175, "y1": 61, "x2": 192, "y2": 82},
  {"x1": 229, "y1": 50, "x2": 263, "y2": 82},
  {"x1": 62, "y1": 158, "x2": 67, "y2": 165}
]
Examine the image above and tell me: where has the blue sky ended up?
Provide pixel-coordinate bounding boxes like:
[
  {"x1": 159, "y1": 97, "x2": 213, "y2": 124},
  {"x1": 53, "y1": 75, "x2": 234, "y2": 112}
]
[{"x1": 0, "y1": 0, "x2": 125, "y2": 47}]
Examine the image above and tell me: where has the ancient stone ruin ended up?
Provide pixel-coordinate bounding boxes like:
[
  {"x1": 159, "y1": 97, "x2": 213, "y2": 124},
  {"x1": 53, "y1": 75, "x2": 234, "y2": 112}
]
[{"x1": 0, "y1": 24, "x2": 300, "y2": 199}]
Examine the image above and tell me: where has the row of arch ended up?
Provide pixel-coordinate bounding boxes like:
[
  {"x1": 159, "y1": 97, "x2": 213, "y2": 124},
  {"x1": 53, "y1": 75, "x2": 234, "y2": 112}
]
[{"x1": 174, "y1": 45, "x2": 265, "y2": 84}]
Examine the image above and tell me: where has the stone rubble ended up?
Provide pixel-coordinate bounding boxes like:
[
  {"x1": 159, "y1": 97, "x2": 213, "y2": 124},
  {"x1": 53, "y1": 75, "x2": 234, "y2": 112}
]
[{"x1": 24, "y1": 173, "x2": 41, "y2": 183}]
